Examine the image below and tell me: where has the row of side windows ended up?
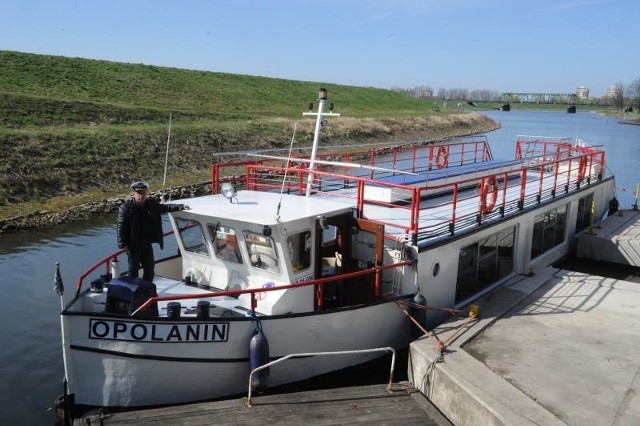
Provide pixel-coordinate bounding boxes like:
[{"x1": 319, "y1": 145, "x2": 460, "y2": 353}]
[{"x1": 456, "y1": 195, "x2": 592, "y2": 304}]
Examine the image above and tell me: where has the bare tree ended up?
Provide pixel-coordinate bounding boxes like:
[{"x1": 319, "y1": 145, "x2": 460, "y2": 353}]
[
  {"x1": 390, "y1": 85, "x2": 433, "y2": 99},
  {"x1": 447, "y1": 88, "x2": 469, "y2": 101},
  {"x1": 612, "y1": 82, "x2": 627, "y2": 112},
  {"x1": 628, "y1": 78, "x2": 640, "y2": 112},
  {"x1": 414, "y1": 85, "x2": 434, "y2": 99},
  {"x1": 469, "y1": 89, "x2": 500, "y2": 102}
]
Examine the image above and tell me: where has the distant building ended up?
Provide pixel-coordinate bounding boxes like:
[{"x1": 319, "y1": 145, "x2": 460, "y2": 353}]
[
  {"x1": 576, "y1": 86, "x2": 589, "y2": 99},
  {"x1": 605, "y1": 85, "x2": 618, "y2": 98}
]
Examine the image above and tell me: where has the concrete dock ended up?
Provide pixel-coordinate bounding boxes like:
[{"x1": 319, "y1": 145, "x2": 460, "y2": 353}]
[
  {"x1": 409, "y1": 264, "x2": 640, "y2": 425},
  {"x1": 576, "y1": 209, "x2": 640, "y2": 266}
]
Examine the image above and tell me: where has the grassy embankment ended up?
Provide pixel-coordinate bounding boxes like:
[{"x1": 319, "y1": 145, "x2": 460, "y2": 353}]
[{"x1": 0, "y1": 51, "x2": 497, "y2": 221}]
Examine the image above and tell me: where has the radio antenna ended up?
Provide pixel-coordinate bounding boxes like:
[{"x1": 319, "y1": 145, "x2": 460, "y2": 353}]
[
  {"x1": 275, "y1": 122, "x2": 297, "y2": 223},
  {"x1": 161, "y1": 113, "x2": 172, "y2": 202}
]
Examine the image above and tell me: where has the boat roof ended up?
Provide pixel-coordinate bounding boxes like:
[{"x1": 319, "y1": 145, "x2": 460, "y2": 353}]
[{"x1": 173, "y1": 190, "x2": 353, "y2": 225}]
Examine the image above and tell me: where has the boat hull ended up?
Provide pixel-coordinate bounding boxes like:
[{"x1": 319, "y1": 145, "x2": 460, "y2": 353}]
[{"x1": 62, "y1": 300, "x2": 410, "y2": 407}]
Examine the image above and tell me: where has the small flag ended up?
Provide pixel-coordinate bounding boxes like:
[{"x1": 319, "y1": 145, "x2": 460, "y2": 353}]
[{"x1": 54, "y1": 262, "x2": 64, "y2": 296}]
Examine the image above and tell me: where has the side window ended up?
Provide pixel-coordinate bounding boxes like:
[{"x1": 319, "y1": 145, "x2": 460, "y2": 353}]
[
  {"x1": 209, "y1": 225, "x2": 242, "y2": 264},
  {"x1": 455, "y1": 226, "x2": 515, "y2": 303},
  {"x1": 531, "y1": 204, "x2": 567, "y2": 259},
  {"x1": 244, "y1": 232, "x2": 280, "y2": 273},
  {"x1": 176, "y1": 219, "x2": 209, "y2": 255},
  {"x1": 320, "y1": 224, "x2": 339, "y2": 258},
  {"x1": 288, "y1": 230, "x2": 312, "y2": 272},
  {"x1": 575, "y1": 194, "x2": 593, "y2": 234},
  {"x1": 322, "y1": 225, "x2": 338, "y2": 244}
]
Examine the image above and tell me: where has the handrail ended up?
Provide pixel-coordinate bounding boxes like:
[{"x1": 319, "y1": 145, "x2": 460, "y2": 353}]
[
  {"x1": 246, "y1": 346, "x2": 396, "y2": 407},
  {"x1": 128, "y1": 259, "x2": 413, "y2": 316},
  {"x1": 75, "y1": 250, "x2": 123, "y2": 297},
  {"x1": 75, "y1": 230, "x2": 176, "y2": 297},
  {"x1": 211, "y1": 136, "x2": 492, "y2": 193}
]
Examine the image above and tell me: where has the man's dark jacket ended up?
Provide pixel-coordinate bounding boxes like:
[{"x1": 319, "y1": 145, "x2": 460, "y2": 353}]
[{"x1": 117, "y1": 198, "x2": 184, "y2": 250}]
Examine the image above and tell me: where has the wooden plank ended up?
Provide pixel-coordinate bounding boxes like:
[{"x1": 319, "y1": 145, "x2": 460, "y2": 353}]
[{"x1": 93, "y1": 383, "x2": 451, "y2": 425}]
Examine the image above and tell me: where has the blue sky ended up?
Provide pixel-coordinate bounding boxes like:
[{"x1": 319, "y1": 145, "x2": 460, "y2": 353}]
[{"x1": 1, "y1": 0, "x2": 637, "y2": 96}]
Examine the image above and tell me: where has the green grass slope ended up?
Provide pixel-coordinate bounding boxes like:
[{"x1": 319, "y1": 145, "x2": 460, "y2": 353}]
[
  {"x1": 0, "y1": 51, "x2": 495, "y2": 218},
  {"x1": 1, "y1": 50, "x2": 436, "y2": 124}
]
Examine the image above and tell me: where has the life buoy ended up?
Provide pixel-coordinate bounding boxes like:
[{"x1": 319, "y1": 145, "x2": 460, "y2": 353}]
[
  {"x1": 577, "y1": 156, "x2": 587, "y2": 182},
  {"x1": 554, "y1": 144, "x2": 564, "y2": 162},
  {"x1": 481, "y1": 175, "x2": 498, "y2": 214},
  {"x1": 435, "y1": 145, "x2": 449, "y2": 169}
]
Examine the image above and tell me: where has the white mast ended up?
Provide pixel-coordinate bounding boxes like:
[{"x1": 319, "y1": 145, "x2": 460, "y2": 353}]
[{"x1": 302, "y1": 88, "x2": 340, "y2": 196}]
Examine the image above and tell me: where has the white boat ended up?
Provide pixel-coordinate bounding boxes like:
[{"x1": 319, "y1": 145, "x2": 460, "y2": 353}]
[{"x1": 56, "y1": 90, "x2": 616, "y2": 419}]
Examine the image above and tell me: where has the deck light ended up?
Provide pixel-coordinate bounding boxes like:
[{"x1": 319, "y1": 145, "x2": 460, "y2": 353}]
[
  {"x1": 317, "y1": 215, "x2": 328, "y2": 230},
  {"x1": 221, "y1": 182, "x2": 237, "y2": 203}
]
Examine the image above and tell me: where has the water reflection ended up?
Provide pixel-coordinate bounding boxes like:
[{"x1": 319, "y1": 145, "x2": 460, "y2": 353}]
[{"x1": 0, "y1": 214, "x2": 117, "y2": 255}]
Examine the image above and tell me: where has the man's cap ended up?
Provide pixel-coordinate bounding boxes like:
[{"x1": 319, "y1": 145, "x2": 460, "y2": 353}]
[{"x1": 131, "y1": 180, "x2": 149, "y2": 191}]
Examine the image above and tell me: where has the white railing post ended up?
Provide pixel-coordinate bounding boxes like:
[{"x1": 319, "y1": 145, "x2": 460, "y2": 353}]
[{"x1": 246, "y1": 347, "x2": 395, "y2": 407}]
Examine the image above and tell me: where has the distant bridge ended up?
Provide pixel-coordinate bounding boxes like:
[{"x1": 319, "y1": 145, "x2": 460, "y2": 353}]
[{"x1": 499, "y1": 92, "x2": 579, "y2": 104}]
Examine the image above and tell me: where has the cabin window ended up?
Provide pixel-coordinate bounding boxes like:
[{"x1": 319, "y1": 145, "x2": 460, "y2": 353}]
[
  {"x1": 209, "y1": 225, "x2": 243, "y2": 264},
  {"x1": 575, "y1": 193, "x2": 594, "y2": 234},
  {"x1": 176, "y1": 219, "x2": 210, "y2": 256},
  {"x1": 531, "y1": 204, "x2": 567, "y2": 259},
  {"x1": 322, "y1": 225, "x2": 338, "y2": 244},
  {"x1": 320, "y1": 224, "x2": 342, "y2": 263},
  {"x1": 456, "y1": 227, "x2": 515, "y2": 303},
  {"x1": 244, "y1": 232, "x2": 280, "y2": 273},
  {"x1": 288, "y1": 230, "x2": 312, "y2": 272}
]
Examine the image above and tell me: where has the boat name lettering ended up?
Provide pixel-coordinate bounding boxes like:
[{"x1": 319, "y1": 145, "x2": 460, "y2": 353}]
[
  {"x1": 292, "y1": 274, "x2": 314, "y2": 284},
  {"x1": 89, "y1": 319, "x2": 229, "y2": 343}
]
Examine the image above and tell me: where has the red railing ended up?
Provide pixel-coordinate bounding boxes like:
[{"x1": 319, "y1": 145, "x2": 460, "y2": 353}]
[
  {"x1": 74, "y1": 229, "x2": 176, "y2": 297},
  {"x1": 74, "y1": 244, "x2": 412, "y2": 313},
  {"x1": 211, "y1": 136, "x2": 492, "y2": 193},
  {"x1": 515, "y1": 137, "x2": 573, "y2": 160},
  {"x1": 128, "y1": 260, "x2": 412, "y2": 316},
  {"x1": 75, "y1": 250, "x2": 123, "y2": 297},
  {"x1": 240, "y1": 140, "x2": 606, "y2": 243}
]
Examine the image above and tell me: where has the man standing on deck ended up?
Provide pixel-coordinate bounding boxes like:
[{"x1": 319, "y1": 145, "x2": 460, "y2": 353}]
[{"x1": 116, "y1": 180, "x2": 190, "y2": 282}]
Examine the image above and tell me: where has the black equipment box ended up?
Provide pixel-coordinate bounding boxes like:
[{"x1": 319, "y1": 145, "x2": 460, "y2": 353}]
[{"x1": 105, "y1": 277, "x2": 158, "y2": 317}]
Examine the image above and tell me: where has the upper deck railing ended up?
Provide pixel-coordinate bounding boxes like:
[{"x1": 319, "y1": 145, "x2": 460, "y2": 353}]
[
  {"x1": 212, "y1": 136, "x2": 607, "y2": 245},
  {"x1": 211, "y1": 136, "x2": 492, "y2": 193}
]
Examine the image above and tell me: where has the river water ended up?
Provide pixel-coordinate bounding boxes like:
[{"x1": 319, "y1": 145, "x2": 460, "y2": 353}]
[{"x1": 1, "y1": 111, "x2": 638, "y2": 424}]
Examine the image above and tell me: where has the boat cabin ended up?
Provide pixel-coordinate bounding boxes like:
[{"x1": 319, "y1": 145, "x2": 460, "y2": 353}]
[{"x1": 167, "y1": 190, "x2": 391, "y2": 315}]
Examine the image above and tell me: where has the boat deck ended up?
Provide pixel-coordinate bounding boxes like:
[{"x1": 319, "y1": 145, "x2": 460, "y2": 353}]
[
  {"x1": 85, "y1": 382, "x2": 451, "y2": 425},
  {"x1": 217, "y1": 136, "x2": 607, "y2": 245},
  {"x1": 319, "y1": 166, "x2": 598, "y2": 243},
  {"x1": 366, "y1": 158, "x2": 524, "y2": 186}
]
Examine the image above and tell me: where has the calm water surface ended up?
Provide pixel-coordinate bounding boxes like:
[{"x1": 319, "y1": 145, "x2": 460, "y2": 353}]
[
  {"x1": 0, "y1": 111, "x2": 638, "y2": 424},
  {"x1": 483, "y1": 110, "x2": 640, "y2": 208}
]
